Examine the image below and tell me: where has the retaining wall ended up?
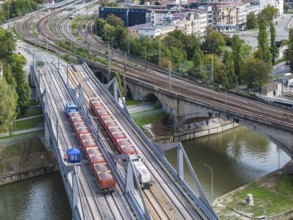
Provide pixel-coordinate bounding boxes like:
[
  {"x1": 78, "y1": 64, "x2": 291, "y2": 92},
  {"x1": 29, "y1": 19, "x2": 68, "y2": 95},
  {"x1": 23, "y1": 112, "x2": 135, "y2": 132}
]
[
  {"x1": 0, "y1": 163, "x2": 59, "y2": 186},
  {"x1": 154, "y1": 121, "x2": 239, "y2": 144}
]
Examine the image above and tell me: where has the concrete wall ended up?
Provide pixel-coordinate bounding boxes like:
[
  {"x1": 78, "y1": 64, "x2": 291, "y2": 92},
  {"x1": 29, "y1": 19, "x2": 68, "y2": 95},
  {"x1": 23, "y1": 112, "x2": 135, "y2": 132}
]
[
  {"x1": 0, "y1": 163, "x2": 59, "y2": 186},
  {"x1": 126, "y1": 79, "x2": 293, "y2": 158}
]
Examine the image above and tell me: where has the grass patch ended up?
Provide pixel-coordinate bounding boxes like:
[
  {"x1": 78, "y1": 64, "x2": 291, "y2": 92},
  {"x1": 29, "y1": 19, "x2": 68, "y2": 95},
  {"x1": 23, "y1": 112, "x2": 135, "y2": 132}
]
[
  {"x1": 131, "y1": 109, "x2": 166, "y2": 129},
  {"x1": 0, "y1": 131, "x2": 44, "y2": 142},
  {"x1": 220, "y1": 174, "x2": 293, "y2": 218},
  {"x1": 126, "y1": 100, "x2": 143, "y2": 106},
  {"x1": 15, "y1": 117, "x2": 44, "y2": 131},
  {"x1": 22, "y1": 108, "x2": 43, "y2": 118}
]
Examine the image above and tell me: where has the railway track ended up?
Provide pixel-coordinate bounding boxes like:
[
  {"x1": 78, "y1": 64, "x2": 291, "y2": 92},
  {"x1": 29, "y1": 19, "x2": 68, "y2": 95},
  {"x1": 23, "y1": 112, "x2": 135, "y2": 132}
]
[
  {"x1": 32, "y1": 50, "x2": 134, "y2": 219},
  {"x1": 69, "y1": 63, "x2": 208, "y2": 219},
  {"x1": 14, "y1": 5, "x2": 293, "y2": 218}
]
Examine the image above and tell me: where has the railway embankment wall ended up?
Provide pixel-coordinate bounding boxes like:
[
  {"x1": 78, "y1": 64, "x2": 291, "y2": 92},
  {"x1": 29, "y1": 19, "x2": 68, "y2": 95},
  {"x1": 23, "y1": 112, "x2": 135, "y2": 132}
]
[
  {"x1": 0, "y1": 136, "x2": 58, "y2": 186},
  {"x1": 0, "y1": 163, "x2": 59, "y2": 186},
  {"x1": 154, "y1": 120, "x2": 239, "y2": 143}
]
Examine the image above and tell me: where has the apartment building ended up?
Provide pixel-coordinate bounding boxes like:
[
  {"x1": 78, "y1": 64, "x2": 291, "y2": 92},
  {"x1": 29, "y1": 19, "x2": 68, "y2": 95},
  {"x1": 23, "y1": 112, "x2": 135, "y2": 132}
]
[{"x1": 213, "y1": 1, "x2": 250, "y2": 32}]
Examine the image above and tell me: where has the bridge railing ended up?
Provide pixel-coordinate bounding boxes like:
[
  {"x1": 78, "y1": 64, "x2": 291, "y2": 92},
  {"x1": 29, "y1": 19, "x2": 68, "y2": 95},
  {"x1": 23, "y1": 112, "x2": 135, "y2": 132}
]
[
  {"x1": 30, "y1": 64, "x2": 82, "y2": 220},
  {"x1": 56, "y1": 63, "x2": 150, "y2": 220}
]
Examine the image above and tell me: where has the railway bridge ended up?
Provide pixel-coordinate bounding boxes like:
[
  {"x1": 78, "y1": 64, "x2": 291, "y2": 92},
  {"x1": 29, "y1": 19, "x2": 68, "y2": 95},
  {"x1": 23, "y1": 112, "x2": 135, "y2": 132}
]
[
  {"x1": 29, "y1": 53, "x2": 218, "y2": 220},
  {"x1": 126, "y1": 77, "x2": 293, "y2": 158}
]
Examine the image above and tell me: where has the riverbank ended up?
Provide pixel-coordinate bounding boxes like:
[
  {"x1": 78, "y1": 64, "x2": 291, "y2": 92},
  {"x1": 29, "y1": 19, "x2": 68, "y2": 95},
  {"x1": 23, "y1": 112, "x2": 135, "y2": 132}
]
[
  {"x1": 0, "y1": 137, "x2": 58, "y2": 186},
  {"x1": 213, "y1": 160, "x2": 293, "y2": 219}
]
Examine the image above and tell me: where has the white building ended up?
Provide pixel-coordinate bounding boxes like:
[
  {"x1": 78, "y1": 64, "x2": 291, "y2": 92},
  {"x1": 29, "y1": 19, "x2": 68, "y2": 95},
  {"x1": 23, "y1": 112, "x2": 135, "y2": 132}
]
[
  {"x1": 146, "y1": 7, "x2": 208, "y2": 37},
  {"x1": 258, "y1": 0, "x2": 283, "y2": 15}
]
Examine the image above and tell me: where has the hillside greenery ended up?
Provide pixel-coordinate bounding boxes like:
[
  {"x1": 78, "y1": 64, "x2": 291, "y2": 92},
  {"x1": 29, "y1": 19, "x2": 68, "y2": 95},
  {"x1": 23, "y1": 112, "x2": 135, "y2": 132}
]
[
  {"x1": 0, "y1": 27, "x2": 31, "y2": 133},
  {"x1": 95, "y1": 9, "x2": 281, "y2": 89}
]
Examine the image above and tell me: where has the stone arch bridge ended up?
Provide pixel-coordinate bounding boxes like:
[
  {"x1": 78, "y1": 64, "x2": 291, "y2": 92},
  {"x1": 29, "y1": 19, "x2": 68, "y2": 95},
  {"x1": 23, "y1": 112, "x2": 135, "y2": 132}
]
[{"x1": 126, "y1": 78, "x2": 293, "y2": 158}]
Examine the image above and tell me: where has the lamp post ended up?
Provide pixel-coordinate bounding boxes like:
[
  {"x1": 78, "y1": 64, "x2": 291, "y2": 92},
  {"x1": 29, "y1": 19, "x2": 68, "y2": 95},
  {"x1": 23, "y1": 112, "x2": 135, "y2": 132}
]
[{"x1": 204, "y1": 164, "x2": 214, "y2": 204}]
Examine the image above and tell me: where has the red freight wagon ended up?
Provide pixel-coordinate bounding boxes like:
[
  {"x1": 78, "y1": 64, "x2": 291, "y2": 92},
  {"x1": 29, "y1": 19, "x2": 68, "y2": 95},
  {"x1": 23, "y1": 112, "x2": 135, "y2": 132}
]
[
  {"x1": 85, "y1": 147, "x2": 105, "y2": 164},
  {"x1": 76, "y1": 127, "x2": 89, "y2": 134},
  {"x1": 92, "y1": 164, "x2": 116, "y2": 190},
  {"x1": 116, "y1": 139, "x2": 138, "y2": 155},
  {"x1": 82, "y1": 139, "x2": 98, "y2": 148}
]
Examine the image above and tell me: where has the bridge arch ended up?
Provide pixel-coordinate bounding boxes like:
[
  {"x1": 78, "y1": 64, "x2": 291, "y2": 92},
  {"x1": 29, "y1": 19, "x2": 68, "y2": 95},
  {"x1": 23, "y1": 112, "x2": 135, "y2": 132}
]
[{"x1": 126, "y1": 78, "x2": 293, "y2": 158}]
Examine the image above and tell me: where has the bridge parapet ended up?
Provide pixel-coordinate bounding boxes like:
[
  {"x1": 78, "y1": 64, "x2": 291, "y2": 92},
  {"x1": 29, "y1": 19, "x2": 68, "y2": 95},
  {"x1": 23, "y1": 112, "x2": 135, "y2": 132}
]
[
  {"x1": 30, "y1": 65, "x2": 82, "y2": 220},
  {"x1": 126, "y1": 78, "x2": 293, "y2": 158}
]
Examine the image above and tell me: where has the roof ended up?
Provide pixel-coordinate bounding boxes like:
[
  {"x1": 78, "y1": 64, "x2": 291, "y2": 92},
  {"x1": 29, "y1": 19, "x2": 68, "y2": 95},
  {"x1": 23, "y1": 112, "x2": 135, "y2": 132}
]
[{"x1": 67, "y1": 148, "x2": 81, "y2": 156}]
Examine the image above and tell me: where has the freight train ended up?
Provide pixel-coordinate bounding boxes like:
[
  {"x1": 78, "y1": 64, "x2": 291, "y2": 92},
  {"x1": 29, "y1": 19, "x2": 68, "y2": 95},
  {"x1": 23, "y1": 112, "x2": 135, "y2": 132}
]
[
  {"x1": 89, "y1": 97, "x2": 152, "y2": 189},
  {"x1": 65, "y1": 101, "x2": 116, "y2": 193}
]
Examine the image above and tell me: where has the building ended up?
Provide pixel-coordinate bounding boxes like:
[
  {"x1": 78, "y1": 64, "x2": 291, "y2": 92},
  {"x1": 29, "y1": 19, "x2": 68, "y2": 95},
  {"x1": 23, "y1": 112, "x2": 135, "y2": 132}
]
[
  {"x1": 99, "y1": 7, "x2": 147, "y2": 27},
  {"x1": 284, "y1": 0, "x2": 293, "y2": 9},
  {"x1": 213, "y1": 1, "x2": 250, "y2": 32},
  {"x1": 129, "y1": 23, "x2": 175, "y2": 38},
  {"x1": 146, "y1": 6, "x2": 208, "y2": 37},
  {"x1": 258, "y1": 0, "x2": 283, "y2": 15},
  {"x1": 261, "y1": 82, "x2": 282, "y2": 97}
]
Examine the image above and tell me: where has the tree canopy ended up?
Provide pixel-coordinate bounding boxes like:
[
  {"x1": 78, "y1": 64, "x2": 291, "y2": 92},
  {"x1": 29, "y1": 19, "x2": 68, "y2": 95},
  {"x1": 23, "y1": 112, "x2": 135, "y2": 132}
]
[
  {"x1": 95, "y1": 16, "x2": 272, "y2": 89},
  {"x1": 246, "y1": 12, "x2": 258, "y2": 30},
  {"x1": 288, "y1": 28, "x2": 293, "y2": 71},
  {"x1": 106, "y1": 14, "x2": 125, "y2": 27},
  {"x1": 255, "y1": 20, "x2": 272, "y2": 63},
  {"x1": 258, "y1": 6, "x2": 279, "y2": 23},
  {"x1": 0, "y1": 77, "x2": 17, "y2": 133},
  {"x1": 201, "y1": 29, "x2": 225, "y2": 56},
  {"x1": 242, "y1": 58, "x2": 272, "y2": 87}
]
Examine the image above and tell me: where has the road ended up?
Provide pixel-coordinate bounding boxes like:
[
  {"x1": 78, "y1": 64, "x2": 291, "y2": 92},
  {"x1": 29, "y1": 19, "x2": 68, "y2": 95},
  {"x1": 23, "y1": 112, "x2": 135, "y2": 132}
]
[{"x1": 237, "y1": 14, "x2": 293, "y2": 50}]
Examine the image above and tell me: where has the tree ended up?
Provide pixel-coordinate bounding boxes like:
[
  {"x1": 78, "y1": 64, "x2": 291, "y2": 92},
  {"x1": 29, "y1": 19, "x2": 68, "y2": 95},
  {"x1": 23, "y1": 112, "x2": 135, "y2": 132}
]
[
  {"x1": 9, "y1": 54, "x2": 31, "y2": 115},
  {"x1": 0, "y1": 28, "x2": 16, "y2": 59},
  {"x1": 96, "y1": 18, "x2": 106, "y2": 36},
  {"x1": 106, "y1": 14, "x2": 125, "y2": 27},
  {"x1": 231, "y1": 35, "x2": 242, "y2": 82},
  {"x1": 288, "y1": 28, "x2": 293, "y2": 71},
  {"x1": 246, "y1": 12, "x2": 258, "y2": 30},
  {"x1": 0, "y1": 10, "x2": 6, "y2": 24},
  {"x1": 255, "y1": 20, "x2": 272, "y2": 63},
  {"x1": 242, "y1": 58, "x2": 272, "y2": 87},
  {"x1": 258, "y1": 5, "x2": 279, "y2": 23},
  {"x1": 269, "y1": 21, "x2": 278, "y2": 65},
  {"x1": 201, "y1": 29, "x2": 225, "y2": 56},
  {"x1": 3, "y1": 61, "x2": 16, "y2": 87},
  {"x1": 192, "y1": 47, "x2": 203, "y2": 69},
  {"x1": 0, "y1": 78, "x2": 17, "y2": 133},
  {"x1": 204, "y1": 54, "x2": 228, "y2": 87},
  {"x1": 223, "y1": 51, "x2": 235, "y2": 87}
]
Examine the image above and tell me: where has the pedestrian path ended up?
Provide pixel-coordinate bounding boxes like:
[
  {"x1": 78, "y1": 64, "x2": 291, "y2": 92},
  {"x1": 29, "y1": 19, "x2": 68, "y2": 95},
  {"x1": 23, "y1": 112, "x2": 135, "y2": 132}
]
[
  {"x1": 0, "y1": 127, "x2": 44, "y2": 137},
  {"x1": 16, "y1": 114, "x2": 43, "y2": 121}
]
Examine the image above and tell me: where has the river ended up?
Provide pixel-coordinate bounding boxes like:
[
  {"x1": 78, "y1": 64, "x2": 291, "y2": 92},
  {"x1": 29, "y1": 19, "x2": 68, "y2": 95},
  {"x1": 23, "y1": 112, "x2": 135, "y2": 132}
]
[
  {"x1": 0, "y1": 172, "x2": 72, "y2": 220},
  {"x1": 0, "y1": 126, "x2": 290, "y2": 218},
  {"x1": 165, "y1": 126, "x2": 291, "y2": 202}
]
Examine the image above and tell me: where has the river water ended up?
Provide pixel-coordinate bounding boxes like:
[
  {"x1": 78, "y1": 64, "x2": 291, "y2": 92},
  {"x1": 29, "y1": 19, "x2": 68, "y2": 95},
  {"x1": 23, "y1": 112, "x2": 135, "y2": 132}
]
[
  {"x1": 0, "y1": 172, "x2": 72, "y2": 219},
  {"x1": 165, "y1": 126, "x2": 291, "y2": 202},
  {"x1": 0, "y1": 126, "x2": 290, "y2": 217}
]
